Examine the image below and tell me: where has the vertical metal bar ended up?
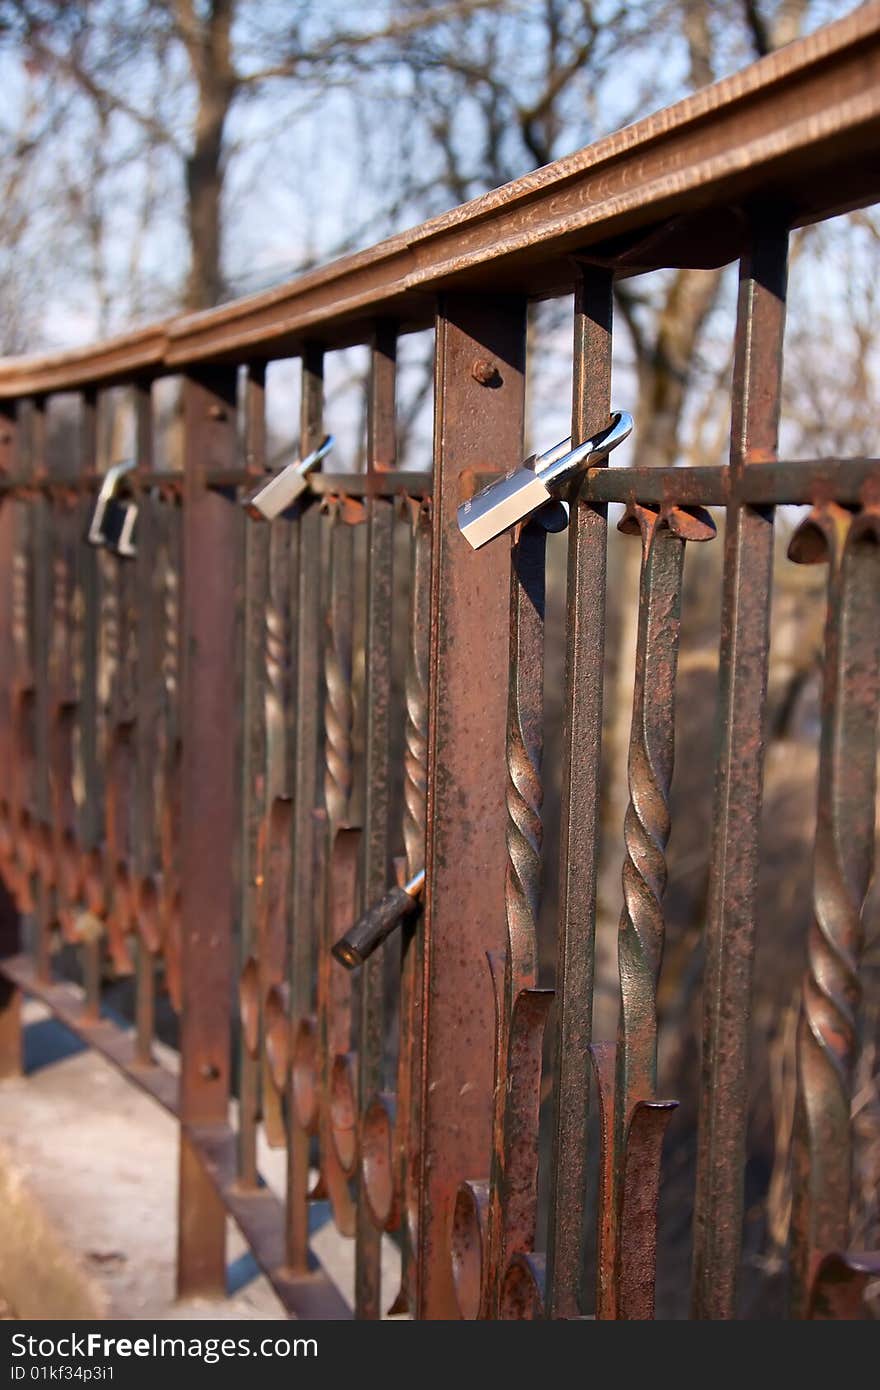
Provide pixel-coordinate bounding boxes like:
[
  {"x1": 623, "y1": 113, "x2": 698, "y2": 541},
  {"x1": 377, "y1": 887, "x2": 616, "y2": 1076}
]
[
  {"x1": 356, "y1": 322, "x2": 396, "y2": 1318},
  {"x1": 287, "y1": 344, "x2": 325, "y2": 1271},
  {"x1": 0, "y1": 401, "x2": 22, "y2": 1076},
  {"x1": 238, "y1": 363, "x2": 267, "y2": 1189},
  {"x1": 0, "y1": 404, "x2": 16, "y2": 832},
  {"x1": 317, "y1": 498, "x2": 359, "y2": 1233},
  {"x1": 691, "y1": 226, "x2": 788, "y2": 1320},
  {"x1": 393, "y1": 494, "x2": 432, "y2": 1313},
  {"x1": 103, "y1": 470, "x2": 136, "y2": 977},
  {"x1": 158, "y1": 489, "x2": 183, "y2": 1015},
  {"x1": 177, "y1": 365, "x2": 241, "y2": 1298},
  {"x1": 77, "y1": 390, "x2": 103, "y2": 1017},
  {"x1": 50, "y1": 401, "x2": 82, "y2": 949},
  {"x1": 4, "y1": 404, "x2": 36, "y2": 926},
  {"x1": 133, "y1": 380, "x2": 158, "y2": 1066},
  {"x1": 78, "y1": 391, "x2": 102, "y2": 865},
  {"x1": 788, "y1": 502, "x2": 880, "y2": 1315},
  {"x1": 30, "y1": 398, "x2": 51, "y2": 981},
  {"x1": 257, "y1": 384, "x2": 293, "y2": 1152},
  {"x1": 418, "y1": 294, "x2": 526, "y2": 1319},
  {"x1": 49, "y1": 446, "x2": 75, "y2": 948},
  {"x1": 488, "y1": 517, "x2": 553, "y2": 1314},
  {"x1": 545, "y1": 267, "x2": 613, "y2": 1319}
]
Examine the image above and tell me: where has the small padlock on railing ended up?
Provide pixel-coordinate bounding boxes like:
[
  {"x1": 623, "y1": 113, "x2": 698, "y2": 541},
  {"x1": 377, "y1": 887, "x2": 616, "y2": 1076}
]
[
  {"x1": 242, "y1": 434, "x2": 334, "y2": 520},
  {"x1": 332, "y1": 867, "x2": 425, "y2": 970},
  {"x1": 457, "y1": 411, "x2": 632, "y2": 549},
  {"x1": 86, "y1": 459, "x2": 138, "y2": 557}
]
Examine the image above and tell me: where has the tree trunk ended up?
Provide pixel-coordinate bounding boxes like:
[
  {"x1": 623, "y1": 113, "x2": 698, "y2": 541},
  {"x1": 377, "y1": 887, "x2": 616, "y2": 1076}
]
[{"x1": 180, "y1": 0, "x2": 236, "y2": 310}]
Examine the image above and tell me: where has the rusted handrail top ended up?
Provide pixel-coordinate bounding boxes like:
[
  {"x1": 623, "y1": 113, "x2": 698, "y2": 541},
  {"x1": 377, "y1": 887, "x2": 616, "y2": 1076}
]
[{"x1": 2, "y1": 3, "x2": 879, "y2": 400}]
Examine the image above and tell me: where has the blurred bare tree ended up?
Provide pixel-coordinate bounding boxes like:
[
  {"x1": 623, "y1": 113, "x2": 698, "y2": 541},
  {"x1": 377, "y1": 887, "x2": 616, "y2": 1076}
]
[{"x1": 0, "y1": 0, "x2": 877, "y2": 1315}]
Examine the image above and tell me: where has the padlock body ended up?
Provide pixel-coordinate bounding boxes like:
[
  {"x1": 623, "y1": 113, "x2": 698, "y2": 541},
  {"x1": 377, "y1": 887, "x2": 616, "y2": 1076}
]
[
  {"x1": 458, "y1": 467, "x2": 552, "y2": 550},
  {"x1": 101, "y1": 497, "x2": 137, "y2": 555},
  {"x1": 243, "y1": 461, "x2": 309, "y2": 521}
]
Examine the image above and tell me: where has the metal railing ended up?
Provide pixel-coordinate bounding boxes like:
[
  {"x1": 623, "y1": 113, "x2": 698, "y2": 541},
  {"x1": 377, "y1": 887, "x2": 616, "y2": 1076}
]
[{"x1": 1, "y1": 4, "x2": 879, "y2": 1320}]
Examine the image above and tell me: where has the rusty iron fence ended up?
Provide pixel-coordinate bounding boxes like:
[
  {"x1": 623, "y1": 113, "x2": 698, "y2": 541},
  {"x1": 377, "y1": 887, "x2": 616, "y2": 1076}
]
[{"x1": 1, "y1": 6, "x2": 880, "y2": 1321}]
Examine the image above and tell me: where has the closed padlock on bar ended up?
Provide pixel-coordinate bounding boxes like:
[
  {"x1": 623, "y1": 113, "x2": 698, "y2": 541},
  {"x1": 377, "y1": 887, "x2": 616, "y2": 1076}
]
[
  {"x1": 457, "y1": 411, "x2": 633, "y2": 550},
  {"x1": 86, "y1": 459, "x2": 138, "y2": 557},
  {"x1": 332, "y1": 867, "x2": 425, "y2": 970},
  {"x1": 242, "y1": 434, "x2": 334, "y2": 520},
  {"x1": 100, "y1": 496, "x2": 137, "y2": 556}
]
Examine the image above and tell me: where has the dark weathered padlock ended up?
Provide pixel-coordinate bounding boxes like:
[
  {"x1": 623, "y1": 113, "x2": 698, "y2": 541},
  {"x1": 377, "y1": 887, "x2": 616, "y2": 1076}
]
[
  {"x1": 100, "y1": 496, "x2": 137, "y2": 556},
  {"x1": 457, "y1": 411, "x2": 632, "y2": 550},
  {"x1": 86, "y1": 459, "x2": 138, "y2": 557},
  {"x1": 242, "y1": 434, "x2": 334, "y2": 520},
  {"x1": 332, "y1": 868, "x2": 425, "y2": 970}
]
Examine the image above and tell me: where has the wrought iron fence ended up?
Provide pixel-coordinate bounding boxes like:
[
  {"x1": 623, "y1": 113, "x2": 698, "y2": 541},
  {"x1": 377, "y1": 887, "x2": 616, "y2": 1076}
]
[{"x1": 1, "y1": 5, "x2": 879, "y2": 1320}]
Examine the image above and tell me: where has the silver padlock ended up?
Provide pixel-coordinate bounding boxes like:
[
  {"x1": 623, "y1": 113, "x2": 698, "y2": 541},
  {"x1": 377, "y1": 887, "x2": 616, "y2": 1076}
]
[
  {"x1": 457, "y1": 411, "x2": 632, "y2": 550},
  {"x1": 86, "y1": 460, "x2": 138, "y2": 557},
  {"x1": 242, "y1": 434, "x2": 334, "y2": 521}
]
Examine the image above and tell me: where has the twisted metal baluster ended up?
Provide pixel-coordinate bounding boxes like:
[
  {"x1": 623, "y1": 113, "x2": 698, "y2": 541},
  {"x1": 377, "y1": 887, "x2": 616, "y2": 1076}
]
[
  {"x1": 69, "y1": 574, "x2": 86, "y2": 811},
  {"x1": 605, "y1": 503, "x2": 713, "y2": 1321},
  {"x1": 788, "y1": 501, "x2": 880, "y2": 1317},
  {"x1": 615, "y1": 505, "x2": 715, "y2": 1111},
  {"x1": 323, "y1": 502, "x2": 355, "y2": 832},
  {"x1": 264, "y1": 528, "x2": 288, "y2": 805},
  {"x1": 259, "y1": 522, "x2": 292, "y2": 1124},
  {"x1": 402, "y1": 500, "x2": 430, "y2": 877},
  {"x1": 488, "y1": 517, "x2": 553, "y2": 1313},
  {"x1": 315, "y1": 496, "x2": 361, "y2": 1235},
  {"x1": 388, "y1": 495, "x2": 432, "y2": 1312},
  {"x1": 503, "y1": 523, "x2": 545, "y2": 989},
  {"x1": 616, "y1": 506, "x2": 686, "y2": 1118},
  {"x1": 161, "y1": 541, "x2": 179, "y2": 716},
  {"x1": 159, "y1": 505, "x2": 183, "y2": 1011},
  {"x1": 50, "y1": 548, "x2": 69, "y2": 701},
  {"x1": 11, "y1": 544, "x2": 29, "y2": 687},
  {"x1": 98, "y1": 549, "x2": 119, "y2": 712},
  {"x1": 10, "y1": 532, "x2": 34, "y2": 879},
  {"x1": 92, "y1": 546, "x2": 121, "y2": 968},
  {"x1": 105, "y1": 544, "x2": 137, "y2": 972},
  {"x1": 118, "y1": 556, "x2": 137, "y2": 728},
  {"x1": 50, "y1": 504, "x2": 79, "y2": 938}
]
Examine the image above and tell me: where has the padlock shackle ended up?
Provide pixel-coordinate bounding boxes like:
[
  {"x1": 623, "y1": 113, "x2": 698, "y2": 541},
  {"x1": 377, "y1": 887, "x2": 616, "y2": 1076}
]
[
  {"x1": 299, "y1": 433, "x2": 335, "y2": 475},
  {"x1": 536, "y1": 410, "x2": 632, "y2": 488},
  {"x1": 86, "y1": 458, "x2": 137, "y2": 548}
]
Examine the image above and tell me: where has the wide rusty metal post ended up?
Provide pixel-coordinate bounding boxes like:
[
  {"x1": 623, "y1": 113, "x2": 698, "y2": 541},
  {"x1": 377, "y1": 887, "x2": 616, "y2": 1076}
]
[
  {"x1": 418, "y1": 294, "x2": 526, "y2": 1319},
  {"x1": 0, "y1": 401, "x2": 22, "y2": 1077},
  {"x1": 691, "y1": 227, "x2": 787, "y2": 1320},
  {"x1": 356, "y1": 323, "x2": 396, "y2": 1317},
  {"x1": 178, "y1": 366, "x2": 241, "y2": 1298},
  {"x1": 237, "y1": 362, "x2": 267, "y2": 1191}
]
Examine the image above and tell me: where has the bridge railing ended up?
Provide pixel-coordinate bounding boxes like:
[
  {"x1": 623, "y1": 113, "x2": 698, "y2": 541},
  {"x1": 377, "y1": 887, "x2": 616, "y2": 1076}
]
[{"x1": 1, "y1": 4, "x2": 879, "y2": 1319}]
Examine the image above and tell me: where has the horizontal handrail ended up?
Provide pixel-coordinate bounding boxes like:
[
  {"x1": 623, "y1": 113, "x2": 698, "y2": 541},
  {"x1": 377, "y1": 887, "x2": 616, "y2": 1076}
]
[{"x1": 1, "y1": 2, "x2": 879, "y2": 398}]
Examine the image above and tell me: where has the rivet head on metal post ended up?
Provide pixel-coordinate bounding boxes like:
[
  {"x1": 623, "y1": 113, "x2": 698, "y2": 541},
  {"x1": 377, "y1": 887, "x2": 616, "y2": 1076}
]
[
  {"x1": 471, "y1": 359, "x2": 501, "y2": 387},
  {"x1": 199, "y1": 1061, "x2": 220, "y2": 1080}
]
